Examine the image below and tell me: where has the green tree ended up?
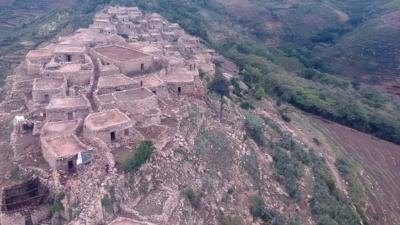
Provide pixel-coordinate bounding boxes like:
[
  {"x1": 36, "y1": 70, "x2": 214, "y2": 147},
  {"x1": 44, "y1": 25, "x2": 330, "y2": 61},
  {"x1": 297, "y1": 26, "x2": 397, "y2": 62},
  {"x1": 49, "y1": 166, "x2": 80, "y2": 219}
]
[{"x1": 255, "y1": 86, "x2": 265, "y2": 100}]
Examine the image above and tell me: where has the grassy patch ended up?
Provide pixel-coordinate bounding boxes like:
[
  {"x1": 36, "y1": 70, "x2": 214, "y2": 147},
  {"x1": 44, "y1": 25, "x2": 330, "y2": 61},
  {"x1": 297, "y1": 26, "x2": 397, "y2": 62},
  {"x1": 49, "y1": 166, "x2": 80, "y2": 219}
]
[{"x1": 122, "y1": 140, "x2": 154, "y2": 173}]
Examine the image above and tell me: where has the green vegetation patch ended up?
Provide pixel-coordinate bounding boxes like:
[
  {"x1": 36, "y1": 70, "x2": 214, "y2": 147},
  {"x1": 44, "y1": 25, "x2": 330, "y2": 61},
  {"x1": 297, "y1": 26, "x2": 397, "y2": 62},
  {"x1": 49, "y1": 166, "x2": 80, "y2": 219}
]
[
  {"x1": 336, "y1": 157, "x2": 370, "y2": 225},
  {"x1": 249, "y1": 195, "x2": 287, "y2": 225},
  {"x1": 244, "y1": 112, "x2": 266, "y2": 146},
  {"x1": 122, "y1": 140, "x2": 154, "y2": 173},
  {"x1": 310, "y1": 152, "x2": 361, "y2": 225}
]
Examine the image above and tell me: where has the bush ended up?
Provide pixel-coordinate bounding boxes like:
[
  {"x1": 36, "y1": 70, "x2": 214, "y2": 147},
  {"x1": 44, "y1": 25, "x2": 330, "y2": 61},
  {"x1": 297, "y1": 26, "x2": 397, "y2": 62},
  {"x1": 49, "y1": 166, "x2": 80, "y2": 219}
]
[
  {"x1": 244, "y1": 112, "x2": 265, "y2": 146},
  {"x1": 255, "y1": 86, "x2": 265, "y2": 100},
  {"x1": 240, "y1": 101, "x2": 254, "y2": 110},
  {"x1": 122, "y1": 140, "x2": 154, "y2": 173},
  {"x1": 101, "y1": 195, "x2": 113, "y2": 213},
  {"x1": 271, "y1": 147, "x2": 302, "y2": 200},
  {"x1": 209, "y1": 69, "x2": 230, "y2": 97},
  {"x1": 249, "y1": 195, "x2": 286, "y2": 224},
  {"x1": 50, "y1": 195, "x2": 63, "y2": 215},
  {"x1": 184, "y1": 188, "x2": 200, "y2": 209}
]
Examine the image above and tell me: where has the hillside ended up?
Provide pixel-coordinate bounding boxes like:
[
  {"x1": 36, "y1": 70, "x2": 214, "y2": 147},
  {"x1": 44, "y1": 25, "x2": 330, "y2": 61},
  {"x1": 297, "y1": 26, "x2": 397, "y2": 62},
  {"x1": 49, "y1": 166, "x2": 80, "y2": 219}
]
[{"x1": 0, "y1": 1, "x2": 398, "y2": 225}]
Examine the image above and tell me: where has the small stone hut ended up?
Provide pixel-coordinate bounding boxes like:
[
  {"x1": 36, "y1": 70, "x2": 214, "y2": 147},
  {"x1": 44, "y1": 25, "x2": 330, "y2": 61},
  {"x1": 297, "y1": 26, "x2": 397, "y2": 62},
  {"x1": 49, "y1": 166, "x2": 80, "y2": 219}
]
[
  {"x1": 97, "y1": 73, "x2": 139, "y2": 95},
  {"x1": 83, "y1": 109, "x2": 135, "y2": 145},
  {"x1": 45, "y1": 96, "x2": 91, "y2": 122},
  {"x1": 32, "y1": 78, "x2": 67, "y2": 105},
  {"x1": 41, "y1": 135, "x2": 93, "y2": 173},
  {"x1": 91, "y1": 45, "x2": 154, "y2": 75}
]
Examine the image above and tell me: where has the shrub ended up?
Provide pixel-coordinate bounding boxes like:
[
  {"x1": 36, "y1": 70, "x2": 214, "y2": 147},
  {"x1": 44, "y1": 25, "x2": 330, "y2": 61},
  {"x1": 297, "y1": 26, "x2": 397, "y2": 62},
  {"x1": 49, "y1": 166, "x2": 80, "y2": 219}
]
[
  {"x1": 50, "y1": 195, "x2": 63, "y2": 215},
  {"x1": 184, "y1": 188, "x2": 200, "y2": 208},
  {"x1": 240, "y1": 101, "x2": 254, "y2": 110},
  {"x1": 208, "y1": 69, "x2": 230, "y2": 97},
  {"x1": 230, "y1": 77, "x2": 242, "y2": 96},
  {"x1": 101, "y1": 195, "x2": 113, "y2": 213},
  {"x1": 255, "y1": 86, "x2": 265, "y2": 100},
  {"x1": 244, "y1": 112, "x2": 265, "y2": 146},
  {"x1": 122, "y1": 140, "x2": 154, "y2": 173},
  {"x1": 249, "y1": 195, "x2": 286, "y2": 224},
  {"x1": 271, "y1": 147, "x2": 302, "y2": 200}
]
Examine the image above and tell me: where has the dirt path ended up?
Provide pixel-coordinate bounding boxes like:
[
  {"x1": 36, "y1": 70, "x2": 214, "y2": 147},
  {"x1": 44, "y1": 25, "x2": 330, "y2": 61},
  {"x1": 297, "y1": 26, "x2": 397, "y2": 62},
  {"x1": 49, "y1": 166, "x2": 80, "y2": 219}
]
[{"x1": 87, "y1": 55, "x2": 100, "y2": 112}]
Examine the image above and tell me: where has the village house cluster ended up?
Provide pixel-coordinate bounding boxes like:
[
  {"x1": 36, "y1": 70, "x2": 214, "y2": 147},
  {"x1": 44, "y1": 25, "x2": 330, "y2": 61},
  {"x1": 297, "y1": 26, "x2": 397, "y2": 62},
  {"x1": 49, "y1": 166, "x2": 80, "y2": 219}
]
[{"x1": 11, "y1": 5, "x2": 216, "y2": 176}]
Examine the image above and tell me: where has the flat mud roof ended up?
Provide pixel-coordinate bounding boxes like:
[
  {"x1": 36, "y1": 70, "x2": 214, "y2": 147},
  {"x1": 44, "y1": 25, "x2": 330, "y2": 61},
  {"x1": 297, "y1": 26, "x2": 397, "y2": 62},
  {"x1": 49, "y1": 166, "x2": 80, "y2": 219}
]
[
  {"x1": 26, "y1": 49, "x2": 53, "y2": 59},
  {"x1": 98, "y1": 73, "x2": 138, "y2": 88},
  {"x1": 94, "y1": 45, "x2": 149, "y2": 61},
  {"x1": 33, "y1": 78, "x2": 64, "y2": 90},
  {"x1": 85, "y1": 109, "x2": 130, "y2": 130},
  {"x1": 42, "y1": 121, "x2": 79, "y2": 137},
  {"x1": 47, "y1": 96, "x2": 90, "y2": 109},
  {"x1": 44, "y1": 135, "x2": 88, "y2": 157},
  {"x1": 113, "y1": 88, "x2": 154, "y2": 101}
]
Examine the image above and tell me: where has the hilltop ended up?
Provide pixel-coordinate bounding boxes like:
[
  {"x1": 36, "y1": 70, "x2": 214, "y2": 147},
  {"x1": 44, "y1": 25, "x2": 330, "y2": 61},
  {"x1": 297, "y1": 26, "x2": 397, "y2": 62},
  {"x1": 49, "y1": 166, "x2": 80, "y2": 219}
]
[{"x1": 0, "y1": 1, "x2": 399, "y2": 225}]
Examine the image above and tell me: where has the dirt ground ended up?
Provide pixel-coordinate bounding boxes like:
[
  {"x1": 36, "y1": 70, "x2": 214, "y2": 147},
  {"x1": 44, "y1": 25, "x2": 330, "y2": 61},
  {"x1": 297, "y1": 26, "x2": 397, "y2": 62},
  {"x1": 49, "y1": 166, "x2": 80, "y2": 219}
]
[{"x1": 316, "y1": 119, "x2": 400, "y2": 225}]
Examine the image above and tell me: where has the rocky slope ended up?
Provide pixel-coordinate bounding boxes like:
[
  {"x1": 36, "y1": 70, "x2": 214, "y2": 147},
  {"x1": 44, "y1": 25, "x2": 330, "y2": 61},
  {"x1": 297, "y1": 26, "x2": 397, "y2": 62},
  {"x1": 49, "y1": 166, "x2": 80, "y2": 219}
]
[{"x1": 0, "y1": 3, "x2": 399, "y2": 225}]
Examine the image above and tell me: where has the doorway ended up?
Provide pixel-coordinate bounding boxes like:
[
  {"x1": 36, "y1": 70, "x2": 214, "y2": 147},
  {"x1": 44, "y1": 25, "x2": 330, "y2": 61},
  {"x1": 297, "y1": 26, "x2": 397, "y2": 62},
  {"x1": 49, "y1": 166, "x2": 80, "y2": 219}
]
[
  {"x1": 178, "y1": 87, "x2": 182, "y2": 96},
  {"x1": 44, "y1": 94, "x2": 50, "y2": 103},
  {"x1": 68, "y1": 160, "x2": 75, "y2": 173},
  {"x1": 110, "y1": 131, "x2": 116, "y2": 142},
  {"x1": 141, "y1": 63, "x2": 145, "y2": 71},
  {"x1": 66, "y1": 54, "x2": 72, "y2": 62},
  {"x1": 67, "y1": 112, "x2": 73, "y2": 121},
  {"x1": 25, "y1": 215, "x2": 33, "y2": 225}
]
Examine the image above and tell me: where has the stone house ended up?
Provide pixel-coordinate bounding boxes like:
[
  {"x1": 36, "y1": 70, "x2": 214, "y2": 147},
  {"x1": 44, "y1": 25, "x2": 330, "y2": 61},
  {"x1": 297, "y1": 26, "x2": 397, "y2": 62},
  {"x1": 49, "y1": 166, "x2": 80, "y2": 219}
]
[
  {"x1": 97, "y1": 58, "x2": 120, "y2": 76},
  {"x1": 132, "y1": 75, "x2": 169, "y2": 99},
  {"x1": 41, "y1": 135, "x2": 93, "y2": 173},
  {"x1": 91, "y1": 45, "x2": 154, "y2": 75},
  {"x1": 97, "y1": 73, "x2": 139, "y2": 95},
  {"x1": 26, "y1": 48, "x2": 54, "y2": 76},
  {"x1": 112, "y1": 88, "x2": 161, "y2": 126},
  {"x1": 40, "y1": 54, "x2": 94, "y2": 86},
  {"x1": 32, "y1": 78, "x2": 67, "y2": 105},
  {"x1": 177, "y1": 36, "x2": 201, "y2": 55},
  {"x1": 83, "y1": 109, "x2": 135, "y2": 145},
  {"x1": 53, "y1": 44, "x2": 86, "y2": 63},
  {"x1": 149, "y1": 18, "x2": 164, "y2": 30},
  {"x1": 45, "y1": 96, "x2": 91, "y2": 122},
  {"x1": 163, "y1": 68, "x2": 196, "y2": 96}
]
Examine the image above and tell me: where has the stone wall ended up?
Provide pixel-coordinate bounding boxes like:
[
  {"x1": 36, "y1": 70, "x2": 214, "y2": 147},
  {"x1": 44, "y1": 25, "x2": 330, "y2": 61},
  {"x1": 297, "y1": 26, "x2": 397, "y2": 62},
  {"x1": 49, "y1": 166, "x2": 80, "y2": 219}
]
[{"x1": 40, "y1": 137, "x2": 59, "y2": 169}]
